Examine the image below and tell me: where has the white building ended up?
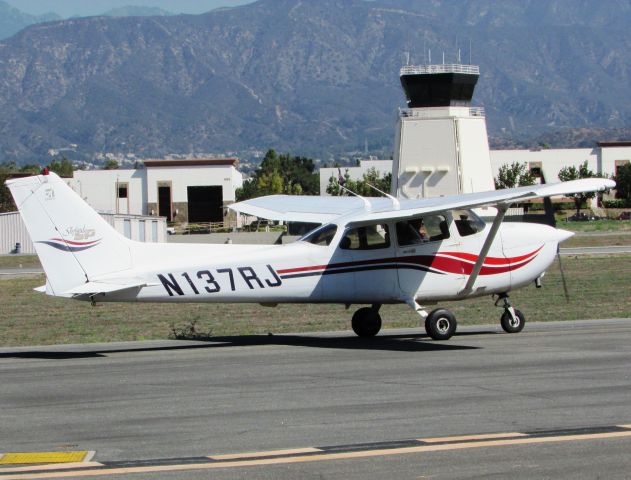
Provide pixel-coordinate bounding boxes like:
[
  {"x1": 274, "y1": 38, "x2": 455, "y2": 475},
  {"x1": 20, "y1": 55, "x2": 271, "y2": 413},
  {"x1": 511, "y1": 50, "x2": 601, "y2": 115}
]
[
  {"x1": 71, "y1": 158, "x2": 243, "y2": 223},
  {"x1": 491, "y1": 141, "x2": 630, "y2": 182},
  {"x1": 318, "y1": 142, "x2": 629, "y2": 196},
  {"x1": 0, "y1": 211, "x2": 167, "y2": 254}
]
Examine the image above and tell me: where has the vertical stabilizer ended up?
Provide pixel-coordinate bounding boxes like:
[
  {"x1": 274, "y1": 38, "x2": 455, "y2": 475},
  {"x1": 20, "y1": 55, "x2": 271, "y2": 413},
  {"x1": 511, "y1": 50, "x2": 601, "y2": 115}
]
[{"x1": 6, "y1": 172, "x2": 132, "y2": 295}]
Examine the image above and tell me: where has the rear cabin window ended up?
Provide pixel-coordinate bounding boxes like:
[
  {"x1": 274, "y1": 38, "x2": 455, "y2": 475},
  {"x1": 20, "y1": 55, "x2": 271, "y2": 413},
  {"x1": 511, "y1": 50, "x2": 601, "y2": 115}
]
[
  {"x1": 396, "y1": 214, "x2": 450, "y2": 246},
  {"x1": 340, "y1": 224, "x2": 390, "y2": 250},
  {"x1": 453, "y1": 209, "x2": 486, "y2": 237},
  {"x1": 301, "y1": 224, "x2": 337, "y2": 246}
]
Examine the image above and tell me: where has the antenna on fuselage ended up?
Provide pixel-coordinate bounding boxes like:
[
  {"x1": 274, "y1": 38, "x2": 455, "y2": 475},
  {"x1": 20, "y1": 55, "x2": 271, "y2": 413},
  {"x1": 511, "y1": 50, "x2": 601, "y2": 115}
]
[
  {"x1": 338, "y1": 184, "x2": 372, "y2": 211},
  {"x1": 366, "y1": 183, "x2": 400, "y2": 210}
]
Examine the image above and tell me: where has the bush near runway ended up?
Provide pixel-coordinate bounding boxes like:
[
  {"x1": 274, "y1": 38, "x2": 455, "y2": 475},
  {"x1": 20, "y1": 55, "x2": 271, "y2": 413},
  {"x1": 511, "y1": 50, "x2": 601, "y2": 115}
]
[{"x1": 0, "y1": 255, "x2": 630, "y2": 347}]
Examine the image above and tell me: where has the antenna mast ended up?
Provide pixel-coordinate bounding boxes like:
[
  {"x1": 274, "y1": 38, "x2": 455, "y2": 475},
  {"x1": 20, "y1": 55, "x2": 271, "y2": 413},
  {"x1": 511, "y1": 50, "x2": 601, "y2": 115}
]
[{"x1": 338, "y1": 184, "x2": 372, "y2": 211}]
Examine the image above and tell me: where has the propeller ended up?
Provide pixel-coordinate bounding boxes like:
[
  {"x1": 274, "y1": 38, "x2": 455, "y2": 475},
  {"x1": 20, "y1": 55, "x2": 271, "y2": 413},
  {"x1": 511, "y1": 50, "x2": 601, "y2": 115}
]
[
  {"x1": 541, "y1": 174, "x2": 571, "y2": 303},
  {"x1": 556, "y1": 245, "x2": 571, "y2": 303}
]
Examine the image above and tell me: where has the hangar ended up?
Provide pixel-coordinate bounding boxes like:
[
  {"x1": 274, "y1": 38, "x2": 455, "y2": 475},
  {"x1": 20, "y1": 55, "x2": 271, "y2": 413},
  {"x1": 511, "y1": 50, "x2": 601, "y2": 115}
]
[{"x1": 71, "y1": 158, "x2": 243, "y2": 224}]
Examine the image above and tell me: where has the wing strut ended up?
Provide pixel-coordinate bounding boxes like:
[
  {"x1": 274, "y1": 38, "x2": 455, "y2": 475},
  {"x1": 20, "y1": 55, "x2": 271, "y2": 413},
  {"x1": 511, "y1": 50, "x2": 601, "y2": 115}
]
[{"x1": 459, "y1": 204, "x2": 509, "y2": 296}]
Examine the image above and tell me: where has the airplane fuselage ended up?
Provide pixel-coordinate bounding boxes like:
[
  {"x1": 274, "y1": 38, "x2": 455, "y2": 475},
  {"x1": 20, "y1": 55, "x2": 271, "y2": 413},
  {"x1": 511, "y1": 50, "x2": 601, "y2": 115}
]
[{"x1": 97, "y1": 219, "x2": 565, "y2": 306}]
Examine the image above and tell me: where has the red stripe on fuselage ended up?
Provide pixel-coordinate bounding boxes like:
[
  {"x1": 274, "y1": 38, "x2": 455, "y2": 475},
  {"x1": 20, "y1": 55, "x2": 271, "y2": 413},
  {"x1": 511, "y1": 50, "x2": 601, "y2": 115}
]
[
  {"x1": 277, "y1": 246, "x2": 543, "y2": 277},
  {"x1": 439, "y1": 246, "x2": 543, "y2": 265}
]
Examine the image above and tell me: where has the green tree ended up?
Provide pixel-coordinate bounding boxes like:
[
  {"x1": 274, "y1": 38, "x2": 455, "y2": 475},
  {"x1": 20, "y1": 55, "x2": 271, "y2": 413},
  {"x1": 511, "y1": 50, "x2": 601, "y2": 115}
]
[
  {"x1": 326, "y1": 167, "x2": 392, "y2": 197},
  {"x1": 0, "y1": 163, "x2": 55, "y2": 211},
  {"x1": 48, "y1": 157, "x2": 74, "y2": 177},
  {"x1": 103, "y1": 159, "x2": 119, "y2": 170},
  {"x1": 614, "y1": 163, "x2": 631, "y2": 202},
  {"x1": 236, "y1": 149, "x2": 319, "y2": 200},
  {"x1": 558, "y1": 161, "x2": 595, "y2": 215},
  {"x1": 494, "y1": 162, "x2": 536, "y2": 189},
  {"x1": 0, "y1": 162, "x2": 17, "y2": 212},
  {"x1": 19, "y1": 164, "x2": 41, "y2": 174}
]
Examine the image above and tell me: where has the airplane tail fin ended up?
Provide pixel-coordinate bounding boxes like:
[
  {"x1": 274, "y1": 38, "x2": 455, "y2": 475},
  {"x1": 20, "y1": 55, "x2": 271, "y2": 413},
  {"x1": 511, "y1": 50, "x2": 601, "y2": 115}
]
[{"x1": 6, "y1": 172, "x2": 133, "y2": 296}]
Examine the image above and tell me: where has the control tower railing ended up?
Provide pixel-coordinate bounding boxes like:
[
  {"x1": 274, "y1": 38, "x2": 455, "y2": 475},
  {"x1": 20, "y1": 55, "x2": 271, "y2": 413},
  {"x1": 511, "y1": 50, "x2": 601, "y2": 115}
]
[
  {"x1": 400, "y1": 64, "x2": 480, "y2": 76},
  {"x1": 399, "y1": 106, "x2": 485, "y2": 118}
]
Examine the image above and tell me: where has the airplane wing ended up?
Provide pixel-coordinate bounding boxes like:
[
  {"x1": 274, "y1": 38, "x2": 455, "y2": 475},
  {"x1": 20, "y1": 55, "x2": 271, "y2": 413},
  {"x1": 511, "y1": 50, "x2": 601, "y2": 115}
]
[
  {"x1": 229, "y1": 195, "x2": 395, "y2": 223},
  {"x1": 345, "y1": 178, "x2": 616, "y2": 224},
  {"x1": 229, "y1": 178, "x2": 615, "y2": 224}
]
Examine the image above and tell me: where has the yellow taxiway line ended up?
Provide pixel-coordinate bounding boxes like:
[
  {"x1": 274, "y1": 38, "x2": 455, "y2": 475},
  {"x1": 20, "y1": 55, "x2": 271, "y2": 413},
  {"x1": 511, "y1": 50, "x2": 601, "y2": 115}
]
[{"x1": 2, "y1": 426, "x2": 631, "y2": 479}]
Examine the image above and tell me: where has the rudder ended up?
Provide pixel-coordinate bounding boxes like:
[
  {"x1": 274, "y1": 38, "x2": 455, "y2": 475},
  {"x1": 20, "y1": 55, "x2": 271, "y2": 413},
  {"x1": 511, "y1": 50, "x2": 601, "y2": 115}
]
[{"x1": 6, "y1": 172, "x2": 132, "y2": 296}]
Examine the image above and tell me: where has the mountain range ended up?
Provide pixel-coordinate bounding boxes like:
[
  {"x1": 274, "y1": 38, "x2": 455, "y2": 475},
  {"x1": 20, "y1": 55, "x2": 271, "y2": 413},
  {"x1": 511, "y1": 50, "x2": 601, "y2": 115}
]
[
  {"x1": 0, "y1": 1, "x2": 59, "y2": 40},
  {"x1": 0, "y1": 2, "x2": 173, "y2": 40},
  {"x1": 1, "y1": 0, "x2": 631, "y2": 164}
]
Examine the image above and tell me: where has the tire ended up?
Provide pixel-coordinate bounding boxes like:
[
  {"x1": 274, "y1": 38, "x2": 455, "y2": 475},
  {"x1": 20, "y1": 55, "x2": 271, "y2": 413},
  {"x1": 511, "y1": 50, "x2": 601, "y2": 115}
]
[
  {"x1": 351, "y1": 307, "x2": 382, "y2": 337},
  {"x1": 500, "y1": 309, "x2": 525, "y2": 333},
  {"x1": 425, "y1": 308, "x2": 457, "y2": 341}
]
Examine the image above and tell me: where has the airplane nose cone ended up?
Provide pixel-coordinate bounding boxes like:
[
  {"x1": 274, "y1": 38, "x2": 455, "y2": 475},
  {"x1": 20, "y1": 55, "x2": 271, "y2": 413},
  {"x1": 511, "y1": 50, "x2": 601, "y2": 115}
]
[{"x1": 553, "y1": 228, "x2": 574, "y2": 243}]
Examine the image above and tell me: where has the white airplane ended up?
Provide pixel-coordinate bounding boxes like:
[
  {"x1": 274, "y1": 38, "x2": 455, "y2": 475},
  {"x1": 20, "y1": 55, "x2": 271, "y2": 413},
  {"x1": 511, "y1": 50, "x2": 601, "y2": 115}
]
[{"x1": 7, "y1": 171, "x2": 614, "y2": 340}]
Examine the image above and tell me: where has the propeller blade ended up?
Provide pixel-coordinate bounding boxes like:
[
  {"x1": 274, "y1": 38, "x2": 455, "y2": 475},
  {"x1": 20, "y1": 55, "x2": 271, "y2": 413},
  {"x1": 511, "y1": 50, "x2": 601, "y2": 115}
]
[{"x1": 556, "y1": 246, "x2": 570, "y2": 303}]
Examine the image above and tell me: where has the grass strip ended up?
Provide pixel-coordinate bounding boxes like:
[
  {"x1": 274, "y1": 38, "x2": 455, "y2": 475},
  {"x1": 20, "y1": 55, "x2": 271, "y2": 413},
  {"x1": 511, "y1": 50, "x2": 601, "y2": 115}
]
[{"x1": 0, "y1": 255, "x2": 629, "y2": 347}]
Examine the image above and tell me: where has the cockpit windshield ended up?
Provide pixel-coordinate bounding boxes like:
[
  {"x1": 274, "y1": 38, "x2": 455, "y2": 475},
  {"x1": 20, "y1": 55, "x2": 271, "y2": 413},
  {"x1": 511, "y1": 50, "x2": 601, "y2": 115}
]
[
  {"x1": 300, "y1": 224, "x2": 337, "y2": 246},
  {"x1": 452, "y1": 209, "x2": 486, "y2": 237}
]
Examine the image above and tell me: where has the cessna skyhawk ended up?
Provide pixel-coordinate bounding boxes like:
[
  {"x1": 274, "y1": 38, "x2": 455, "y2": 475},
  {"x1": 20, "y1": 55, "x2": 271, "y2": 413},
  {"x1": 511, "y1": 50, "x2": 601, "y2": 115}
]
[{"x1": 7, "y1": 171, "x2": 614, "y2": 340}]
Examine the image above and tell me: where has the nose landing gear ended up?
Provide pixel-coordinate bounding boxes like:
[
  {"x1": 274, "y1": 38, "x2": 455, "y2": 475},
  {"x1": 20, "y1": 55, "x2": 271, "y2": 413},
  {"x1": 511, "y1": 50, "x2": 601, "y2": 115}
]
[{"x1": 495, "y1": 293, "x2": 525, "y2": 333}]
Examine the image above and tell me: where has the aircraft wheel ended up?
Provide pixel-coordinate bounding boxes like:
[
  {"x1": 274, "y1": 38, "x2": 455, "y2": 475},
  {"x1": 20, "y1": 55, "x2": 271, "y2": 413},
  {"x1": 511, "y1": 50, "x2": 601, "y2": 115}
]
[
  {"x1": 501, "y1": 309, "x2": 525, "y2": 333},
  {"x1": 425, "y1": 309, "x2": 457, "y2": 341},
  {"x1": 351, "y1": 307, "x2": 382, "y2": 337}
]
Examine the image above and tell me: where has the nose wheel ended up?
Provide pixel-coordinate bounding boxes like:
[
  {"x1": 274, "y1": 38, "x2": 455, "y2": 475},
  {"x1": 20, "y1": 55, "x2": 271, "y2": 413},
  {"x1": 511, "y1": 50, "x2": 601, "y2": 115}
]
[{"x1": 495, "y1": 293, "x2": 525, "y2": 333}]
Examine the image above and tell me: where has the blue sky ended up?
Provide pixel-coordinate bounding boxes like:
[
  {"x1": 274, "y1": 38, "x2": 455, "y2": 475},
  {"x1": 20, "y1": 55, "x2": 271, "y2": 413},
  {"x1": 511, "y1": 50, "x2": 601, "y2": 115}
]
[{"x1": 5, "y1": 0, "x2": 254, "y2": 17}]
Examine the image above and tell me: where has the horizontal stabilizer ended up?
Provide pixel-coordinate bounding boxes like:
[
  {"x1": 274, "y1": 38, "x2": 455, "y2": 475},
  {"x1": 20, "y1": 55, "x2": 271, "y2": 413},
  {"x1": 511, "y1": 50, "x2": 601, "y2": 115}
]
[{"x1": 64, "y1": 280, "x2": 149, "y2": 296}]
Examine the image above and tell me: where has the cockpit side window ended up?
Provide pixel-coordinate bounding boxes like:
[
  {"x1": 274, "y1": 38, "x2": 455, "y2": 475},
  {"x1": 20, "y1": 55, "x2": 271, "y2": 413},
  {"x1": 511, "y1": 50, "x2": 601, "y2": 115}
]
[
  {"x1": 453, "y1": 209, "x2": 486, "y2": 237},
  {"x1": 301, "y1": 224, "x2": 337, "y2": 246},
  {"x1": 396, "y1": 214, "x2": 450, "y2": 246},
  {"x1": 340, "y1": 224, "x2": 390, "y2": 250}
]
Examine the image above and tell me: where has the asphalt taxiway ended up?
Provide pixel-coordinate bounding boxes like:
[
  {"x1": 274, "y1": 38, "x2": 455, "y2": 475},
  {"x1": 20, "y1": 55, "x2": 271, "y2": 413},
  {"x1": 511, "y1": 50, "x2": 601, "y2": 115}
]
[{"x1": 1, "y1": 319, "x2": 631, "y2": 479}]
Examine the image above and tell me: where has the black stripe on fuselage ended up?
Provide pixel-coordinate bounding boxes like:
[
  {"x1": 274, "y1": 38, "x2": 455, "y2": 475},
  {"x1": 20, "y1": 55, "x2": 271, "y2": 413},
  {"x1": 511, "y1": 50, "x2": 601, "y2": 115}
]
[{"x1": 279, "y1": 263, "x2": 445, "y2": 280}]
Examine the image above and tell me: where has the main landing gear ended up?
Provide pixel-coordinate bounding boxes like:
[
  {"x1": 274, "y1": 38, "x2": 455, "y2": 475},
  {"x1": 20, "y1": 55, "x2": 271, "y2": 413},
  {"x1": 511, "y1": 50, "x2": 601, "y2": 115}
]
[
  {"x1": 350, "y1": 294, "x2": 526, "y2": 340},
  {"x1": 351, "y1": 304, "x2": 382, "y2": 337},
  {"x1": 405, "y1": 299, "x2": 458, "y2": 341},
  {"x1": 424, "y1": 308, "x2": 457, "y2": 341}
]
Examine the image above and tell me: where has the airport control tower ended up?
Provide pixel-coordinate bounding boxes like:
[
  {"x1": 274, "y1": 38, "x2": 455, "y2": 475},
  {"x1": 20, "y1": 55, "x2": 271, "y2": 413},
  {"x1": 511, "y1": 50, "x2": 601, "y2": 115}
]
[{"x1": 391, "y1": 64, "x2": 495, "y2": 198}]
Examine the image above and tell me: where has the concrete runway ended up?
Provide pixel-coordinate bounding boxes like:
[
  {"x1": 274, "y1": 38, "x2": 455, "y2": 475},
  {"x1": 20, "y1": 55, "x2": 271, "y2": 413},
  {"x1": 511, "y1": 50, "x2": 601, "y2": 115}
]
[{"x1": 1, "y1": 319, "x2": 631, "y2": 479}]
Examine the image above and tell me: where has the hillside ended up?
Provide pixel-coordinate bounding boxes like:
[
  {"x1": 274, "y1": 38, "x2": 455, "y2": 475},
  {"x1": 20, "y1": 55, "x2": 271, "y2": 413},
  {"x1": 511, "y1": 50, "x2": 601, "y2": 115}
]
[
  {"x1": 102, "y1": 6, "x2": 173, "y2": 17},
  {"x1": 1, "y1": 0, "x2": 631, "y2": 163}
]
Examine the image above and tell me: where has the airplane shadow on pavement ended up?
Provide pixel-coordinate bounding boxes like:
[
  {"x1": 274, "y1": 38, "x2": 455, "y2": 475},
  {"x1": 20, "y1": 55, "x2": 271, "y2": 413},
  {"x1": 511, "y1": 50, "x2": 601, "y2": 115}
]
[{"x1": 0, "y1": 331, "x2": 494, "y2": 359}]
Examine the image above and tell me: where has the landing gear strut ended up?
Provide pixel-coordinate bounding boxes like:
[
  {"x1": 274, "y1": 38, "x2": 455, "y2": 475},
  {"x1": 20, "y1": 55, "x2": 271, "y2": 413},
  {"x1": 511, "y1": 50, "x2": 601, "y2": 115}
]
[
  {"x1": 495, "y1": 293, "x2": 525, "y2": 333},
  {"x1": 404, "y1": 299, "x2": 457, "y2": 341},
  {"x1": 351, "y1": 304, "x2": 382, "y2": 337}
]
